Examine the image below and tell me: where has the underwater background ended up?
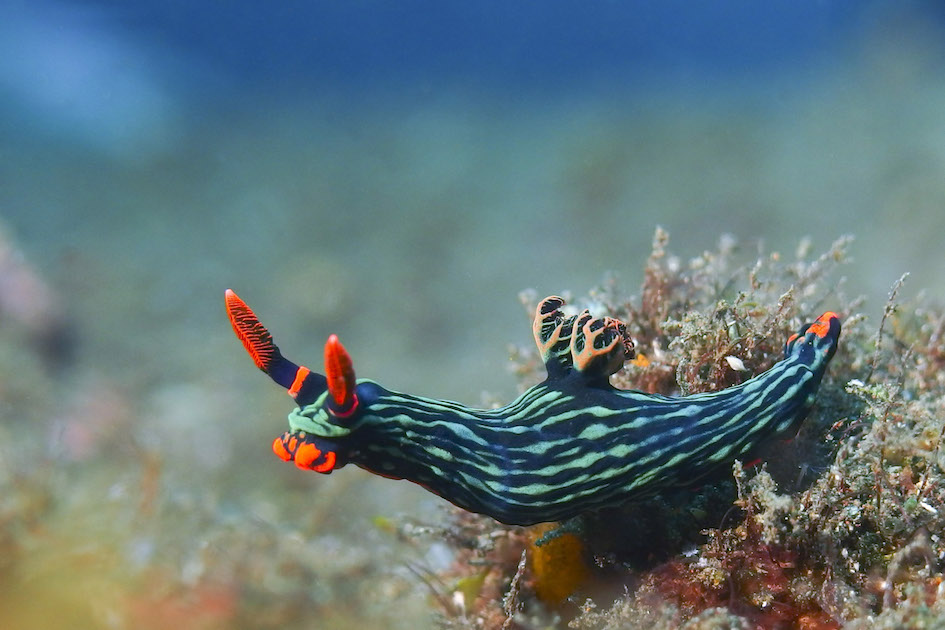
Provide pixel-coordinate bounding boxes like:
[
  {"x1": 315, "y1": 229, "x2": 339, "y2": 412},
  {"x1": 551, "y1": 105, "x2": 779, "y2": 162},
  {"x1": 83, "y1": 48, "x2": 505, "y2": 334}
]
[{"x1": 2, "y1": 1, "x2": 945, "y2": 628}]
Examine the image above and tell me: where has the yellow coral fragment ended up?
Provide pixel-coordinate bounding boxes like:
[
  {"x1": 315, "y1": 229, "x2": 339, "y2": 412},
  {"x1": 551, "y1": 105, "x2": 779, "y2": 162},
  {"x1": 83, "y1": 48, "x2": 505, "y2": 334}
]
[{"x1": 529, "y1": 523, "x2": 589, "y2": 606}]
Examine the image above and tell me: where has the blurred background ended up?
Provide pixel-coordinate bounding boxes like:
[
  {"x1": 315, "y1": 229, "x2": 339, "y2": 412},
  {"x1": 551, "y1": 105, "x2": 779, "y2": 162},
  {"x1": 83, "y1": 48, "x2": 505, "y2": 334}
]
[{"x1": 1, "y1": 1, "x2": 944, "y2": 627}]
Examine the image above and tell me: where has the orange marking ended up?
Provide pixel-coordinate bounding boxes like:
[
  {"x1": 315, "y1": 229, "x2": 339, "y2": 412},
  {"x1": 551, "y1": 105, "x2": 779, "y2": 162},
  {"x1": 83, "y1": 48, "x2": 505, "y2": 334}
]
[
  {"x1": 272, "y1": 437, "x2": 292, "y2": 461},
  {"x1": 807, "y1": 311, "x2": 839, "y2": 338},
  {"x1": 225, "y1": 289, "x2": 276, "y2": 371},
  {"x1": 288, "y1": 436, "x2": 298, "y2": 451},
  {"x1": 288, "y1": 366, "x2": 311, "y2": 399},
  {"x1": 313, "y1": 451, "x2": 337, "y2": 473},
  {"x1": 324, "y1": 334, "x2": 356, "y2": 408},
  {"x1": 294, "y1": 442, "x2": 321, "y2": 469},
  {"x1": 631, "y1": 353, "x2": 650, "y2": 368}
]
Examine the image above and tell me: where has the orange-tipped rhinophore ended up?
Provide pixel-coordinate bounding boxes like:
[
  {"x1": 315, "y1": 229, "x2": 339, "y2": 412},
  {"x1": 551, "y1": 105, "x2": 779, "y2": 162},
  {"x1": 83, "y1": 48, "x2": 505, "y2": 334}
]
[
  {"x1": 324, "y1": 334, "x2": 358, "y2": 416},
  {"x1": 225, "y1": 289, "x2": 326, "y2": 402},
  {"x1": 225, "y1": 289, "x2": 277, "y2": 373}
]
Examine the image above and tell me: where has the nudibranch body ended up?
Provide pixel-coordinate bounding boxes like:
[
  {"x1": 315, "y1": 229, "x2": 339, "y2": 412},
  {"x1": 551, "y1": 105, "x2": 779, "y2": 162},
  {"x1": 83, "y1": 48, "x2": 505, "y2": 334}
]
[{"x1": 226, "y1": 290, "x2": 840, "y2": 526}]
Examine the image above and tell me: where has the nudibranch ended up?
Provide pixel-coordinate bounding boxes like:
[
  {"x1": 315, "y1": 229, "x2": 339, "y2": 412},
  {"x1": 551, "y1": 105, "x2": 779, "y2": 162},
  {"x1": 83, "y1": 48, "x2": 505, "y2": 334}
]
[{"x1": 225, "y1": 290, "x2": 840, "y2": 526}]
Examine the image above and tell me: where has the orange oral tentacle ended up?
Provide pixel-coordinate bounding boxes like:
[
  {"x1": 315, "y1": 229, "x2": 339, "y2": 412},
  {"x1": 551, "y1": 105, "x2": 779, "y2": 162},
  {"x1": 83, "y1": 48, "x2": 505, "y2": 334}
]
[
  {"x1": 313, "y1": 451, "x2": 337, "y2": 473},
  {"x1": 272, "y1": 436, "x2": 292, "y2": 461},
  {"x1": 294, "y1": 442, "x2": 322, "y2": 469}
]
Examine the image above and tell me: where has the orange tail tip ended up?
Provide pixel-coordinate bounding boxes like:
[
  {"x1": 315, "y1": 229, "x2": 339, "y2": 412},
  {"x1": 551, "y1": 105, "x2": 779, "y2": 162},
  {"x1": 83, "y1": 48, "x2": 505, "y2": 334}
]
[
  {"x1": 324, "y1": 334, "x2": 358, "y2": 415},
  {"x1": 808, "y1": 311, "x2": 840, "y2": 339},
  {"x1": 225, "y1": 289, "x2": 277, "y2": 372}
]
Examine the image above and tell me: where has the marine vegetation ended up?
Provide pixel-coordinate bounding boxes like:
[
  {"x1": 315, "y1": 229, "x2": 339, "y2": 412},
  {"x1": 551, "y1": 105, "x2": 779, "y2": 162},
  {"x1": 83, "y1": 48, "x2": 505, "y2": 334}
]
[{"x1": 375, "y1": 230, "x2": 945, "y2": 630}]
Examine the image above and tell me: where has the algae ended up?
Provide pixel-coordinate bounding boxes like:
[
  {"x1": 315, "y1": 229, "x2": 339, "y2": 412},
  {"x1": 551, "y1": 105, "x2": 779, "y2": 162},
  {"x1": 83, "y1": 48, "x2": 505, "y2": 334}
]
[{"x1": 420, "y1": 229, "x2": 945, "y2": 630}]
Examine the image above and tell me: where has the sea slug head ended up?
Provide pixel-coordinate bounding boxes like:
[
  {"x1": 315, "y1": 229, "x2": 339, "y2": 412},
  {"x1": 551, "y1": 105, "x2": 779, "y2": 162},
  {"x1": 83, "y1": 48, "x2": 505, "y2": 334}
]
[
  {"x1": 225, "y1": 289, "x2": 365, "y2": 474},
  {"x1": 276, "y1": 333, "x2": 369, "y2": 472},
  {"x1": 784, "y1": 311, "x2": 842, "y2": 372}
]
